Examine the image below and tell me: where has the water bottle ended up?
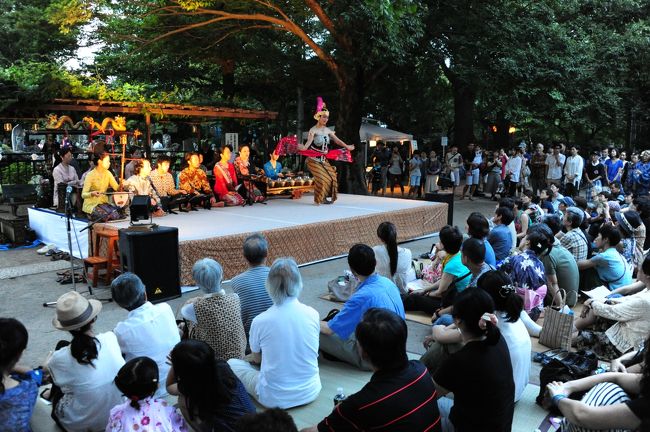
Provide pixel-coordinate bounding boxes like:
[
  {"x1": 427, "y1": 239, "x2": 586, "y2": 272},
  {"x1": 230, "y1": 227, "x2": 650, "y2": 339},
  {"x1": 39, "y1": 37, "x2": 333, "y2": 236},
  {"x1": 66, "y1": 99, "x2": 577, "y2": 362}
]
[{"x1": 333, "y1": 387, "x2": 346, "y2": 406}]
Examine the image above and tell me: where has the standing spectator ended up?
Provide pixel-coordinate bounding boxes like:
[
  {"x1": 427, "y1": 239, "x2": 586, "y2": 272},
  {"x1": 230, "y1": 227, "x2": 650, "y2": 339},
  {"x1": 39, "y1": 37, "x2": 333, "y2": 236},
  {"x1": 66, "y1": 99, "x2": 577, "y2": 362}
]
[
  {"x1": 228, "y1": 258, "x2": 321, "y2": 408},
  {"x1": 605, "y1": 149, "x2": 624, "y2": 187},
  {"x1": 484, "y1": 151, "x2": 502, "y2": 200},
  {"x1": 321, "y1": 245, "x2": 405, "y2": 370},
  {"x1": 371, "y1": 142, "x2": 390, "y2": 196},
  {"x1": 633, "y1": 150, "x2": 650, "y2": 196},
  {"x1": 304, "y1": 309, "x2": 441, "y2": 432},
  {"x1": 599, "y1": 147, "x2": 610, "y2": 164},
  {"x1": 180, "y1": 258, "x2": 246, "y2": 361},
  {"x1": 530, "y1": 143, "x2": 547, "y2": 195},
  {"x1": 445, "y1": 146, "x2": 463, "y2": 196},
  {"x1": 407, "y1": 152, "x2": 423, "y2": 198},
  {"x1": 546, "y1": 144, "x2": 566, "y2": 188},
  {"x1": 387, "y1": 146, "x2": 404, "y2": 196},
  {"x1": 560, "y1": 207, "x2": 589, "y2": 261},
  {"x1": 111, "y1": 273, "x2": 180, "y2": 398},
  {"x1": 424, "y1": 150, "x2": 441, "y2": 194},
  {"x1": 230, "y1": 233, "x2": 274, "y2": 342},
  {"x1": 620, "y1": 150, "x2": 630, "y2": 186},
  {"x1": 505, "y1": 148, "x2": 523, "y2": 198},
  {"x1": 461, "y1": 143, "x2": 481, "y2": 200},
  {"x1": 563, "y1": 145, "x2": 584, "y2": 197},
  {"x1": 584, "y1": 151, "x2": 606, "y2": 203},
  {"x1": 625, "y1": 153, "x2": 639, "y2": 193},
  {"x1": 488, "y1": 207, "x2": 515, "y2": 261}
]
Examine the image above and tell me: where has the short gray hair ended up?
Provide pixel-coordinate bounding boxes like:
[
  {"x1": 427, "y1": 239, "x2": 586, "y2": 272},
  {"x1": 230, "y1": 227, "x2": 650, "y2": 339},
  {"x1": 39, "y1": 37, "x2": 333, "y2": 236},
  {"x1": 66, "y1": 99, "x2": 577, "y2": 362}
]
[
  {"x1": 266, "y1": 257, "x2": 302, "y2": 305},
  {"x1": 111, "y1": 272, "x2": 147, "y2": 311},
  {"x1": 192, "y1": 258, "x2": 224, "y2": 294},
  {"x1": 243, "y1": 233, "x2": 268, "y2": 265}
]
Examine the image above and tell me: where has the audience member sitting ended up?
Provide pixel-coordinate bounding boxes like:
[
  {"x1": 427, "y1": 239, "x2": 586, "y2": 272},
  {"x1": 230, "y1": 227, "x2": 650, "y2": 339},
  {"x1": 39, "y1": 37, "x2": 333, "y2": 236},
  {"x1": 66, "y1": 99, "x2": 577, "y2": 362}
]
[
  {"x1": 213, "y1": 146, "x2": 245, "y2": 206},
  {"x1": 578, "y1": 224, "x2": 633, "y2": 291},
  {"x1": 111, "y1": 272, "x2": 180, "y2": 397},
  {"x1": 228, "y1": 257, "x2": 322, "y2": 409},
  {"x1": 372, "y1": 221, "x2": 415, "y2": 294},
  {"x1": 498, "y1": 229, "x2": 549, "y2": 320},
  {"x1": 546, "y1": 333, "x2": 650, "y2": 431},
  {"x1": 402, "y1": 225, "x2": 469, "y2": 315},
  {"x1": 530, "y1": 220, "x2": 580, "y2": 307},
  {"x1": 488, "y1": 206, "x2": 515, "y2": 261},
  {"x1": 477, "y1": 270, "x2": 531, "y2": 402},
  {"x1": 237, "y1": 408, "x2": 298, "y2": 432},
  {"x1": 466, "y1": 211, "x2": 497, "y2": 266},
  {"x1": 514, "y1": 198, "x2": 531, "y2": 241},
  {"x1": 574, "y1": 254, "x2": 650, "y2": 361},
  {"x1": 320, "y1": 244, "x2": 405, "y2": 370},
  {"x1": 302, "y1": 308, "x2": 441, "y2": 432},
  {"x1": 107, "y1": 357, "x2": 187, "y2": 432},
  {"x1": 179, "y1": 152, "x2": 221, "y2": 210},
  {"x1": 560, "y1": 206, "x2": 589, "y2": 261},
  {"x1": 230, "y1": 233, "x2": 274, "y2": 341},
  {"x1": 167, "y1": 340, "x2": 255, "y2": 432},
  {"x1": 47, "y1": 291, "x2": 125, "y2": 431},
  {"x1": 180, "y1": 258, "x2": 246, "y2": 361},
  {"x1": 0, "y1": 318, "x2": 43, "y2": 431},
  {"x1": 615, "y1": 210, "x2": 642, "y2": 268},
  {"x1": 433, "y1": 288, "x2": 515, "y2": 432}
]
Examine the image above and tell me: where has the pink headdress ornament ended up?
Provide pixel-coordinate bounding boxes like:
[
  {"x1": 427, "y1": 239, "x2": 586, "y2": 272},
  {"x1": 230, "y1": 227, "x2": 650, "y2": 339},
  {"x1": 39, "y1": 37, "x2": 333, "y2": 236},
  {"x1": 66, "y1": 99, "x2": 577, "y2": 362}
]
[{"x1": 314, "y1": 96, "x2": 329, "y2": 120}]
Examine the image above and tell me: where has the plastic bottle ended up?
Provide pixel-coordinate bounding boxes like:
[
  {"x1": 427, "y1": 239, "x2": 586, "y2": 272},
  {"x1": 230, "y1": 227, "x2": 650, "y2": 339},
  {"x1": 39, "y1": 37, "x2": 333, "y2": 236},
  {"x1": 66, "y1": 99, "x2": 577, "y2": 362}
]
[{"x1": 333, "y1": 387, "x2": 346, "y2": 406}]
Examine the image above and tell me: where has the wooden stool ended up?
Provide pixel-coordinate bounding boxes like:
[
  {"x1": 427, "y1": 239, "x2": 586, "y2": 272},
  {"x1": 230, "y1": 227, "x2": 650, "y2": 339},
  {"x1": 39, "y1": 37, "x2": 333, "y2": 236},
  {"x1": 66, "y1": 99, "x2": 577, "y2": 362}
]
[
  {"x1": 94, "y1": 230, "x2": 120, "y2": 282},
  {"x1": 83, "y1": 256, "x2": 108, "y2": 287}
]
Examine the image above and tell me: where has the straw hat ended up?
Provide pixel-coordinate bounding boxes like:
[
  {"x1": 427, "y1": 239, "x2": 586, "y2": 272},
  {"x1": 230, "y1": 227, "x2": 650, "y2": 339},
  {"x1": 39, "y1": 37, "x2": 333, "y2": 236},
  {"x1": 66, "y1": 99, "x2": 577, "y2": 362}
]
[{"x1": 52, "y1": 291, "x2": 102, "y2": 331}]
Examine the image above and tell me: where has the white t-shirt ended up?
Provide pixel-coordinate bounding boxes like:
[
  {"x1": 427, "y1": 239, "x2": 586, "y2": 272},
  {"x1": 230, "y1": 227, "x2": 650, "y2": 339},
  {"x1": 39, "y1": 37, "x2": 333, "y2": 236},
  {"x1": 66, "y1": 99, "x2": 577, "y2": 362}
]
[
  {"x1": 249, "y1": 297, "x2": 321, "y2": 408},
  {"x1": 506, "y1": 156, "x2": 523, "y2": 182},
  {"x1": 546, "y1": 153, "x2": 566, "y2": 180},
  {"x1": 113, "y1": 302, "x2": 180, "y2": 397},
  {"x1": 498, "y1": 312, "x2": 532, "y2": 402},
  {"x1": 373, "y1": 245, "x2": 416, "y2": 294},
  {"x1": 48, "y1": 332, "x2": 125, "y2": 432}
]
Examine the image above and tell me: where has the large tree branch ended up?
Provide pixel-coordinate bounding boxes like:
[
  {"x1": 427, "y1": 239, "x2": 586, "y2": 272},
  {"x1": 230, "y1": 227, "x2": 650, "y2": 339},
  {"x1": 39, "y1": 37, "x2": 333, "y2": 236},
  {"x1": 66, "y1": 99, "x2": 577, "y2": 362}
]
[{"x1": 302, "y1": 0, "x2": 351, "y2": 51}]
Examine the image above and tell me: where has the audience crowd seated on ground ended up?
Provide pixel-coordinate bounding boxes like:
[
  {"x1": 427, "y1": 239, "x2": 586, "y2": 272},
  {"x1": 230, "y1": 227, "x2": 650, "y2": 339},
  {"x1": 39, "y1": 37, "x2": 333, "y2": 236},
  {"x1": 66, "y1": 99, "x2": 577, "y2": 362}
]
[
  {"x1": 47, "y1": 291, "x2": 125, "y2": 431},
  {"x1": 466, "y1": 212, "x2": 497, "y2": 267},
  {"x1": 320, "y1": 244, "x2": 405, "y2": 371},
  {"x1": 302, "y1": 308, "x2": 441, "y2": 432},
  {"x1": 488, "y1": 206, "x2": 515, "y2": 261},
  {"x1": 180, "y1": 258, "x2": 246, "y2": 361},
  {"x1": 230, "y1": 233, "x2": 274, "y2": 342},
  {"x1": 228, "y1": 257, "x2": 322, "y2": 409},
  {"x1": 372, "y1": 221, "x2": 415, "y2": 294},
  {"x1": 167, "y1": 339, "x2": 255, "y2": 431},
  {"x1": 111, "y1": 272, "x2": 180, "y2": 397}
]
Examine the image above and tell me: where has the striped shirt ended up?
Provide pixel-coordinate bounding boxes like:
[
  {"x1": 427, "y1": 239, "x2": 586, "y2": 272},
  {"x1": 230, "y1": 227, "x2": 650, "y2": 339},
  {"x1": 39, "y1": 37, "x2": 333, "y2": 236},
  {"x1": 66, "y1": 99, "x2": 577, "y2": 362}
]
[
  {"x1": 230, "y1": 266, "x2": 273, "y2": 338},
  {"x1": 317, "y1": 360, "x2": 441, "y2": 432}
]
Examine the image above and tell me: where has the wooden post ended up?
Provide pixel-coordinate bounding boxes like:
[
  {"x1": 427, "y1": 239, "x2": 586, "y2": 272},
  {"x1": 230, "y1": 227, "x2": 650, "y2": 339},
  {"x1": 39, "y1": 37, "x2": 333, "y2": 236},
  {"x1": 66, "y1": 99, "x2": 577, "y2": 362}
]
[{"x1": 145, "y1": 113, "x2": 151, "y2": 157}]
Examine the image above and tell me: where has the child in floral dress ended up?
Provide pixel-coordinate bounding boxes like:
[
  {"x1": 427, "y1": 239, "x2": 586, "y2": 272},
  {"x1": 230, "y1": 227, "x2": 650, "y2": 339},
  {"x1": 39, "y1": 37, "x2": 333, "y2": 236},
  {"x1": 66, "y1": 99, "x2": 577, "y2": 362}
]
[{"x1": 106, "y1": 357, "x2": 186, "y2": 432}]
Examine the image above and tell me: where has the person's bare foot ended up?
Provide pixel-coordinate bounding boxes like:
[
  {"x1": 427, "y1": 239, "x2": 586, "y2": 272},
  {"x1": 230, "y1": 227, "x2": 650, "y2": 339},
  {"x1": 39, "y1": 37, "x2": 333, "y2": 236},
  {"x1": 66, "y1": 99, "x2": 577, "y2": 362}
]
[{"x1": 213, "y1": 201, "x2": 225, "y2": 208}]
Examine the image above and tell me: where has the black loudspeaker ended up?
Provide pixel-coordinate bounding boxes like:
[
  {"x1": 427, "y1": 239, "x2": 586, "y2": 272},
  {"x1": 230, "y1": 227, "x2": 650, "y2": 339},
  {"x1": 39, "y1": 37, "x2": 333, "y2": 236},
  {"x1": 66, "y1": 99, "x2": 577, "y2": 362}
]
[
  {"x1": 424, "y1": 192, "x2": 454, "y2": 225},
  {"x1": 118, "y1": 226, "x2": 181, "y2": 303},
  {"x1": 130, "y1": 195, "x2": 150, "y2": 222}
]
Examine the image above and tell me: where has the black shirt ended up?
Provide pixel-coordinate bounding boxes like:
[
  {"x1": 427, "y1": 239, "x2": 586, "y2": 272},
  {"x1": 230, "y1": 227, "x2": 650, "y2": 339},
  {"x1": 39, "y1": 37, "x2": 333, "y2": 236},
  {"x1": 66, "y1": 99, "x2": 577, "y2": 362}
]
[
  {"x1": 318, "y1": 360, "x2": 441, "y2": 432},
  {"x1": 626, "y1": 397, "x2": 650, "y2": 431},
  {"x1": 372, "y1": 148, "x2": 390, "y2": 167},
  {"x1": 585, "y1": 162, "x2": 606, "y2": 182},
  {"x1": 434, "y1": 337, "x2": 514, "y2": 432}
]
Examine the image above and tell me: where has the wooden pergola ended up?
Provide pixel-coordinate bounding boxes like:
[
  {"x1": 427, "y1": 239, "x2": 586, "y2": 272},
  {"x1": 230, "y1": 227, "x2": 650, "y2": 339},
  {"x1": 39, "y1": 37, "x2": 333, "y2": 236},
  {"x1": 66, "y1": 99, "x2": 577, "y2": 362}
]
[{"x1": 36, "y1": 98, "x2": 278, "y2": 152}]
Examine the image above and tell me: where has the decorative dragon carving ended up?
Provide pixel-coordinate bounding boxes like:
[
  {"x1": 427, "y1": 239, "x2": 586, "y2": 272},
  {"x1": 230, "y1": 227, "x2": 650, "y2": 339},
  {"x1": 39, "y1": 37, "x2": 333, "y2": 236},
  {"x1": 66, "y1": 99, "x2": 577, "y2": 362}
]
[
  {"x1": 45, "y1": 114, "x2": 84, "y2": 129},
  {"x1": 82, "y1": 116, "x2": 127, "y2": 133}
]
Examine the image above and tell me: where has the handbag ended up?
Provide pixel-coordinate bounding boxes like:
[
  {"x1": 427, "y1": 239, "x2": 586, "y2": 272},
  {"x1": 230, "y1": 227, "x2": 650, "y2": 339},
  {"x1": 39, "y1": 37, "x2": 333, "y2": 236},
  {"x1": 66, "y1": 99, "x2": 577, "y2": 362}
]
[
  {"x1": 536, "y1": 349, "x2": 598, "y2": 410},
  {"x1": 327, "y1": 275, "x2": 359, "y2": 302},
  {"x1": 437, "y1": 173, "x2": 454, "y2": 189},
  {"x1": 539, "y1": 289, "x2": 573, "y2": 351}
]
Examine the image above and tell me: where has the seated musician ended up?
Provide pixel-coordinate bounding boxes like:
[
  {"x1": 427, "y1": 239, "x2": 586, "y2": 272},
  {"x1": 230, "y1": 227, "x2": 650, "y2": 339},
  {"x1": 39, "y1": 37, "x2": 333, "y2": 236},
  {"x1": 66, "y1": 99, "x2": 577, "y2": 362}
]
[
  {"x1": 213, "y1": 146, "x2": 245, "y2": 206},
  {"x1": 263, "y1": 150, "x2": 284, "y2": 180},
  {"x1": 122, "y1": 159, "x2": 165, "y2": 217},
  {"x1": 234, "y1": 145, "x2": 266, "y2": 203},
  {"x1": 52, "y1": 147, "x2": 81, "y2": 209},
  {"x1": 81, "y1": 151, "x2": 122, "y2": 220},
  {"x1": 150, "y1": 155, "x2": 189, "y2": 214},
  {"x1": 179, "y1": 152, "x2": 222, "y2": 210}
]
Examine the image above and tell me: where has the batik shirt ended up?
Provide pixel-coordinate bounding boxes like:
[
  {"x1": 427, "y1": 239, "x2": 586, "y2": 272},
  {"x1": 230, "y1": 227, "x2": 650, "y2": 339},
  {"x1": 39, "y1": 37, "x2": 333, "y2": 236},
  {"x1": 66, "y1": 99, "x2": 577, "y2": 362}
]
[
  {"x1": 179, "y1": 167, "x2": 211, "y2": 195},
  {"x1": 498, "y1": 250, "x2": 546, "y2": 291}
]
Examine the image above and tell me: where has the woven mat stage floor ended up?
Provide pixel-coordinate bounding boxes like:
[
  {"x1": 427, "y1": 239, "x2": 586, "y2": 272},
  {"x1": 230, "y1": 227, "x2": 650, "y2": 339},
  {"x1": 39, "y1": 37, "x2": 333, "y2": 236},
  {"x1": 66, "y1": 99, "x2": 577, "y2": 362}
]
[{"x1": 100, "y1": 194, "x2": 447, "y2": 284}]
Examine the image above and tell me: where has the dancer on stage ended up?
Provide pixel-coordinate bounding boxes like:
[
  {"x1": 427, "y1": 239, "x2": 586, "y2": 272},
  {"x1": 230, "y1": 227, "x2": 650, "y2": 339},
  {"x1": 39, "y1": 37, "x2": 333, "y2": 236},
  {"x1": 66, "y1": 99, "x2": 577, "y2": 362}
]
[
  {"x1": 179, "y1": 152, "x2": 221, "y2": 210},
  {"x1": 297, "y1": 98, "x2": 355, "y2": 205},
  {"x1": 81, "y1": 151, "x2": 121, "y2": 219}
]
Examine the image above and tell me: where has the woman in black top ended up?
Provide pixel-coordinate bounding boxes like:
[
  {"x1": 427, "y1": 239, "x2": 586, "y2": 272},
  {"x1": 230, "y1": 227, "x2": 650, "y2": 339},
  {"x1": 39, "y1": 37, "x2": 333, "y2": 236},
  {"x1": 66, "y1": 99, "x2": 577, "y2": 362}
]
[{"x1": 433, "y1": 288, "x2": 515, "y2": 432}]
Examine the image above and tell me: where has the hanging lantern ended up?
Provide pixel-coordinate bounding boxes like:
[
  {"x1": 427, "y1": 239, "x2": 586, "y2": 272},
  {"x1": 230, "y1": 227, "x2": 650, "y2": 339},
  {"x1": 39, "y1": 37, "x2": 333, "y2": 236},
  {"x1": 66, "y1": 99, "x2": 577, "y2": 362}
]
[
  {"x1": 32, "y1": 123, "x2": 39, "y2": 131},
  {"x1": 191, "y1": 125, "x2": 198, "y2": 133},
  {"x1": 120, "y1": 134, "x2": 128, "y2": 145},
  {"x1": 3, "y1": 123, "x2": 11, "y2": 132}
]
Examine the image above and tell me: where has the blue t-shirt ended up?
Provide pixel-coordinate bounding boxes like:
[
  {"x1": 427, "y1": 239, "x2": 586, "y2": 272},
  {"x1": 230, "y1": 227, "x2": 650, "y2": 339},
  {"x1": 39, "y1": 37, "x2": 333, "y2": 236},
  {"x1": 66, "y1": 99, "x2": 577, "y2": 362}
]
[
  {"x1": 328, "y1": 274, "x2": 405, "y2": 340},
  {"x1": 604, "y1": 159, "x2": 623, "y2": 183},
  {"x1": 483, "y1": 240, "x2": 497, "y2": 267},
  {"x1": 443, "y1": 253, "x2": 471, "y2": 292},
  {"x1": 590, "y1": 247, "x2": 633, "y2": 290},
  {"x1": 0, "y1": 370, "x2": 42, "y2": 431},
  {"x1": 488, "y1": 225, "x2": 513, "y2": 261}
]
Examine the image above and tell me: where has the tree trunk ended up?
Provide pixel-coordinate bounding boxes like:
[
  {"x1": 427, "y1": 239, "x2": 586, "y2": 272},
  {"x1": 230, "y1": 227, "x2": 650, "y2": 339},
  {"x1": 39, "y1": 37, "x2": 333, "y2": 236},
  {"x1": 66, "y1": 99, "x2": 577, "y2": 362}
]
[
  {"x1": 493, "y1": 113, "x2": 510, "y2": 149},
  {"x1": 452, "y1": 83, "x2": 476, "y2": 148},
  {"x1": 335, "y1": 66, "x2": 367, "y2": 195}
]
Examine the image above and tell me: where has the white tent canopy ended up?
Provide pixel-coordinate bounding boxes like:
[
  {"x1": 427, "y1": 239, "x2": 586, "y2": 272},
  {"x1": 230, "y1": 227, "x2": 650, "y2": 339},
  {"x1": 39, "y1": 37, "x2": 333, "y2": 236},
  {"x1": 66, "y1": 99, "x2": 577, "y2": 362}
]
[{"x1": 360, "y1": 122, "x2": 413, "y2": 142}]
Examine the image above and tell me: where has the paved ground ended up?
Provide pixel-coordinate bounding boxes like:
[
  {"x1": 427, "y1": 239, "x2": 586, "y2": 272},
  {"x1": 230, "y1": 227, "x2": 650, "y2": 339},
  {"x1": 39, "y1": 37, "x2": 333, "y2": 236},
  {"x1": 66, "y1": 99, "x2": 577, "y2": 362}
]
[{"x1": 0, "y1": 195, "x2": 496, "y2": 368}]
